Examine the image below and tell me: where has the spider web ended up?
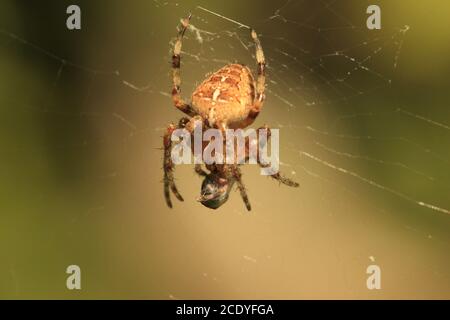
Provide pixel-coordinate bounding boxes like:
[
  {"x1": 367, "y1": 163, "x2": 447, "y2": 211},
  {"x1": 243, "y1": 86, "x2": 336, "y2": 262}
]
[{"x1": 1, "y1": 0, "x2": 449, "y2": 298}]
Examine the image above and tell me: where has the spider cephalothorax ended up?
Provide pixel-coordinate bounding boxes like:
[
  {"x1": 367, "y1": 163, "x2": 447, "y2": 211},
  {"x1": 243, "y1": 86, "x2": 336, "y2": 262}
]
[{"x1": 163, "y1": 14, "x2": 298, "y2": 211}]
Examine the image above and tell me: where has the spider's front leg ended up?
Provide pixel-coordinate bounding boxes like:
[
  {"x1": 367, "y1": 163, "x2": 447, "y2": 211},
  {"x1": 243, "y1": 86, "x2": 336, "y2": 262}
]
[
  {"x1": 163, "y1": 116, "x2": 207, "y2": 208},
  {"x1": 163, "y1": 123, "x2": 185, "y2": 208},
  {"x1": 241, "y1": 29, "x2": 266, "y2": 128},
  {"x1": 252, "y1": 125, "x2": 300, "y2": 188},
  {"x1": 171, "y1": 14, "x2": 196, "y2": 117}
]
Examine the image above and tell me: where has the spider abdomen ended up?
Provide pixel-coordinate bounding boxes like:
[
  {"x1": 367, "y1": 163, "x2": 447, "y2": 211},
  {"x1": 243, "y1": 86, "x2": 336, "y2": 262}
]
[{"x1": 191, "y1": 64, "x2": 256, "y2": 129}]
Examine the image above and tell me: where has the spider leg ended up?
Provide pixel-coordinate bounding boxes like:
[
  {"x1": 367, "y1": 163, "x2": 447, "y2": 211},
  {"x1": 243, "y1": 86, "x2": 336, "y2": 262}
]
[
  {"x1": 250, "y1": 125, "x2": 300, "y2": 188},
  {"x1": 251, "y1": 29, "x2": 266, "y2": 109},
  {"x1": 163, "y1": 123, "x2": 184, "y2": 208},
  {"x1": 172, "y1": 14, "x2": 196, "y2": 117},
  {"x1": 248, "y1": 30, "x2": 267, "y2": 125},
  {"x1": 163, "y1": 115, "x2": 206, "y2": 207},
  {"x1": 259, "y1": 162, "x2": 300, "y2": 187},
  {"x1": 229, "y1": 165, "x2": 251, "y2": 211},
  {"x1": 194, "y1": 164, "x2": 208, "y2": 177}
]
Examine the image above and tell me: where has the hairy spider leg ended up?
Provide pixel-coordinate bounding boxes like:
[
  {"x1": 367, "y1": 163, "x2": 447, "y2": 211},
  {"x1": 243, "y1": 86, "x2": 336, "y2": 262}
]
[
  {"x1": 241, "y1": 29, "x2": 267, "y2": 128},
  {"x1": 229, "y1": 165, "x2": 252, "y2": 211},
  {"x1": 163, "y1": 123, "x2": 184, "y2": 208},
  {"x1": 194, "y1": 164, "x2": 208, "y2": 177},
  {"x1": 163, "y1": 116, "x2": 206, "y2": 208},
  {"x1": 251, "y1": 125, "x2": 300, "y2": 187},
  {"x1": 172, "y1": 14, "x2": 196, "y2": 117}
]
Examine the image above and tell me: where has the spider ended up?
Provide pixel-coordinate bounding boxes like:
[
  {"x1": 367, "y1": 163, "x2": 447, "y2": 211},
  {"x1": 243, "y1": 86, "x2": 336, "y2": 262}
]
[{"x1": 163, "y1": 14, "x2": 299, "y2": 211}]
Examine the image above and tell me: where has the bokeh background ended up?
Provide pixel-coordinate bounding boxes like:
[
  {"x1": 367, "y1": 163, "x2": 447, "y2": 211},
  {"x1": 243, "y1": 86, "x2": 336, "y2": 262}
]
[{"x1": 0, "y1": 0, "x2": 449, "y2": 299}]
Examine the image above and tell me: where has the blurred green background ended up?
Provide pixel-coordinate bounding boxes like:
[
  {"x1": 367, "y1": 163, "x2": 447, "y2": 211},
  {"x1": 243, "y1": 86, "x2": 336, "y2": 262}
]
[{"x1": 0, "y1": 0, "x2": 449, "y2": 299}]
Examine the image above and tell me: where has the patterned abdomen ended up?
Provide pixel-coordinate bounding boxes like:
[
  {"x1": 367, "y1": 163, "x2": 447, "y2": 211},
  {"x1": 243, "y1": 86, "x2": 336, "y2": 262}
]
[{"x1": 191, "y1": 64, "x2": 256, "y2": 129}]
